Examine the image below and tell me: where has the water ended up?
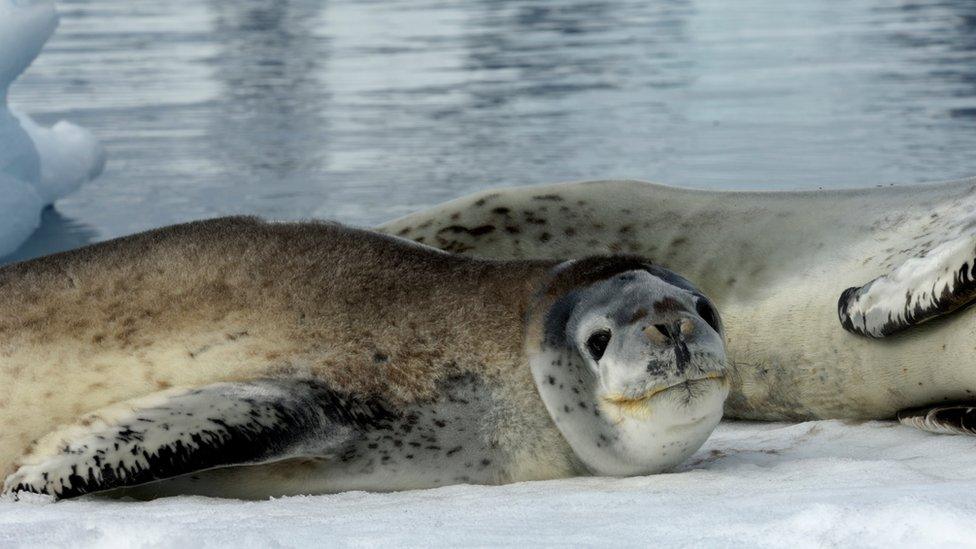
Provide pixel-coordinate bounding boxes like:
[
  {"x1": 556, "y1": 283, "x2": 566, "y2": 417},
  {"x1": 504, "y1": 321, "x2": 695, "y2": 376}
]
[{"x1": 6, "y1": 0, "x2": 976, "y2": 261}]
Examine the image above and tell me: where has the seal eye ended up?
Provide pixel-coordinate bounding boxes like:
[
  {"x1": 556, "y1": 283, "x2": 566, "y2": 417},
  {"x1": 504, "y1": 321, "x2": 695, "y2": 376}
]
[
  {"x1": 695, "y1": 298, "x2": 721, "y2": 333},
  {"x1": 585, "y1": 330, "x2": 612, "y2": 361}
]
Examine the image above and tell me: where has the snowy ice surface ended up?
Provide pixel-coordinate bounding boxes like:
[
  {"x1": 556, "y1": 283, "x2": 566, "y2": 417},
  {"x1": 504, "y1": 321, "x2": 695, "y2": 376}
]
[
  {"x1": 2, "y1": 420, "x2": 974, "y2": 548},
  {"x1": 0, "y1": 0, "x2": 105, "y2": 258}
]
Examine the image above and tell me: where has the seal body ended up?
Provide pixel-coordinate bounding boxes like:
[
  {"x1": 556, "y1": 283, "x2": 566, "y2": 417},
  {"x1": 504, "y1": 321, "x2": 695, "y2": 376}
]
[
  {"x1": 0, "y1": 218, "x2": 566, "y2": 496},
  {"x1": 379, "y1": 178, "x2": 976, "y2": 421},
  {"x1": 0, "y1": 217, "x2": 729, "y2": 499}
]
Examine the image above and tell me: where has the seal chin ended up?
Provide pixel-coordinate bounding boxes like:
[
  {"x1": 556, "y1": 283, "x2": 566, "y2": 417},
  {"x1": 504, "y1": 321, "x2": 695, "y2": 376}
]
[{"x1": 600, "y1": 372, "x2": 727, "y2": 417}]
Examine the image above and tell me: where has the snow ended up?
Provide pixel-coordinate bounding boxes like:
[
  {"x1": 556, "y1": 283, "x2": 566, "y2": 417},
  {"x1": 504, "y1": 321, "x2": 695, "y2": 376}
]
[
  {"x1": 0, "y1": 0, "x2": 105, "y2": 258},
  {"x1": 2, "y1": 420, "x2": 974, "y2": 548}
]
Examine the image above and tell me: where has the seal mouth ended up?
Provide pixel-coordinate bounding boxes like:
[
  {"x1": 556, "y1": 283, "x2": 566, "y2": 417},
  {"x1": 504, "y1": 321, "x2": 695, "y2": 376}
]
[{"x1": 601, "y1": 372, "x2": 726, "y2": 414}]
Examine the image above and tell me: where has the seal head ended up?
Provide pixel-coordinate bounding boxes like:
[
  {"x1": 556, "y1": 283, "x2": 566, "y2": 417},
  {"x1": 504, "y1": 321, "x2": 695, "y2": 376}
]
[{"x1": 527, "y1": 256, "x2": 728, "y2": 476}]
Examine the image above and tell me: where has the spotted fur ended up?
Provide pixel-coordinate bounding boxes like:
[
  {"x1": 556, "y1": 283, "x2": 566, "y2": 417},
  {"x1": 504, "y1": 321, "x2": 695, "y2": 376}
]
[{"x1": 379, "y1": 177, "x2": 976, "y2": 423}]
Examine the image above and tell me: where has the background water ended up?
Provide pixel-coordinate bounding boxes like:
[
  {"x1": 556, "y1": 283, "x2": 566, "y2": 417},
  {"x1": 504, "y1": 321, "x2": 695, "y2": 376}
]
[{"x1": 6, "y1": 0, "x2": 976, "y2": 262}]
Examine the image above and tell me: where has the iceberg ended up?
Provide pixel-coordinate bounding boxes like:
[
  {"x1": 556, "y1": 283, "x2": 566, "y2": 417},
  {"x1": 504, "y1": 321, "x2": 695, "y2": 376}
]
[{"x1": 0, "y1": 0, "x2": 105, "y2": 258}]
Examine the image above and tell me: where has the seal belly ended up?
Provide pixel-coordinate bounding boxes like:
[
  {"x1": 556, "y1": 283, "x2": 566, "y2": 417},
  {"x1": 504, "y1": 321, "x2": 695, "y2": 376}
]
[{"x1": 723, "y1": 271, "x2": 976, "y2": 420}]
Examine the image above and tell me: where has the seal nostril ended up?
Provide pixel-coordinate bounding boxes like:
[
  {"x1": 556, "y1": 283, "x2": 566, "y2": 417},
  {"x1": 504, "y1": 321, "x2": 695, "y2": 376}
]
[{"x1": 644, "y1": 324, "x2": 671, "y2": 345}]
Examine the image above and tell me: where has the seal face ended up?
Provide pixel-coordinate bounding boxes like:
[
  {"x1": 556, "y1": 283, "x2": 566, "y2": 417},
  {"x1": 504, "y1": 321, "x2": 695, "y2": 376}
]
[
  {"x1": 527, "y1": 257, "x2": 728, "y2": 476},
  {"x1": 0, "y1": 218, "x2": 728, "y2": 500}
]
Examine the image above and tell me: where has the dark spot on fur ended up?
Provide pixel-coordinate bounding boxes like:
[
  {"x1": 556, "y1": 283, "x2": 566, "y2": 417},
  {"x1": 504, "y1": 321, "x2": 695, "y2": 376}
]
[
  {"x1": 473, "y1": 194, "x2": 500, "y2": 207},
  {"x1": 654, "y1": 297, "x2": 687, "y2": 314},
  {"x1": 492, "y1": 207, "x2": 511, "y2": 215},
  {"x1": 629, "y1": 308, "x2": 648, "y2": 323},
  {"x1": 438, "y1": 225, "x2": 496, "y2": 237}
]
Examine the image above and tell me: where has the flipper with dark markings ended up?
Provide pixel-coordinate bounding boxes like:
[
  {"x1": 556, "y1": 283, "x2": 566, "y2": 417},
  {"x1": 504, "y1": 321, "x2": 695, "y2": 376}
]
[
  {"x1": 898, "y1": 403, "x2": 976, "y2": 436},
  {"x1": 2, "y1": 379, "x2": 393, "y2": 500},
  {"x1": 838, "y1": 232, "x2": 976, "y2": 338}
]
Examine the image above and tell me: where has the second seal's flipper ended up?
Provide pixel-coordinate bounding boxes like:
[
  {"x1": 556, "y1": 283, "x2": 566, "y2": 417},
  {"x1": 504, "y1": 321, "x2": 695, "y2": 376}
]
[
  {"x1": 838, "y1": 232, "x2": 976, "y2": 338},
  {"x1": 2, "y1": 380, "x2": 393, "y2": 500},
  {"x1": 898, "y1": 403, "x2": 976, "y2": 435}
]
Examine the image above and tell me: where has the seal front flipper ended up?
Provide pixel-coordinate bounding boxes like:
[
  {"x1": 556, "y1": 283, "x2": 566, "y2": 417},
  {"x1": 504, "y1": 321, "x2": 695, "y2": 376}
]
[
  {"x1": 2, "y1": 380, "x2": 392, "y2": 500},
  {"x1": 898, "y1": 403, "x2": 976, "y2": 435},
  {"x1": 838, "y1": 232, "x2": 976, "y2": 338}
]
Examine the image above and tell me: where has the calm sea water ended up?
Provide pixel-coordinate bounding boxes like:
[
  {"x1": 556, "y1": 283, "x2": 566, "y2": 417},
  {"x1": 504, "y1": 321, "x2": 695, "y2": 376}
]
[{"x1": 6, "y1": 0, "x2": 976, "y2": 261}]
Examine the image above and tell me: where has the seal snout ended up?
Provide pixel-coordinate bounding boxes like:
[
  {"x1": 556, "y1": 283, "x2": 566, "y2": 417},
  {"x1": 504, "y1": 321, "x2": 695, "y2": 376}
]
[{"x1": 643, "y1": 318, "x2": 696, "y2": 370}]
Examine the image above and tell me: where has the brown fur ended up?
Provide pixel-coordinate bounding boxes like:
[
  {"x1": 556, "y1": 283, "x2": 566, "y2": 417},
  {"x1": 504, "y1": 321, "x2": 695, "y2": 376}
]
[{"x1": 0, "y1": 217, "x2": 558, "y2": 477}]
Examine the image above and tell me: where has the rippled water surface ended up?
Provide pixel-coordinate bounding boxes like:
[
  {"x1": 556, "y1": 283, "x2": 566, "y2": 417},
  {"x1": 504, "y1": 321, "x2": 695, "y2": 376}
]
[{"x1": 7, "y1": 0, "x2": 976, "y2": 259}]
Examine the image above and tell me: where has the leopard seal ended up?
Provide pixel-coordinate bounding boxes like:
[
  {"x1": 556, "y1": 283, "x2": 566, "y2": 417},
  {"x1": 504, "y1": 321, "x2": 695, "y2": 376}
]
[
  {"x1": 379, "y1": 177, "x2": 976, "y2": 432},
  {"x1": 0, "y1": 217, "x2": 728, "y2": 500}
]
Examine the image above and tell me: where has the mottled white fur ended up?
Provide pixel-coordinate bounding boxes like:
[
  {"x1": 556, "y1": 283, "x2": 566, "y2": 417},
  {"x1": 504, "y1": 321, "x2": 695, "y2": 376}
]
[{"x1": 380, "y1": 177, "x2": 976, "y2": 420}]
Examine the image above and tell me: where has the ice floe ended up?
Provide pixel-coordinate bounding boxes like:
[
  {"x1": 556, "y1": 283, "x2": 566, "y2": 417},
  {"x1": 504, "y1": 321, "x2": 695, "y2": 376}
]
[{"x1": 0, "y1": 0, "x2": 105, "y2": 258}]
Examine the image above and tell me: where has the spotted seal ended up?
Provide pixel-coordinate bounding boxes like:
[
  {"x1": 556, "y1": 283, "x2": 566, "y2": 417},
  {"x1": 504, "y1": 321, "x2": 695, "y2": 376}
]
[
  {"x1": 0, "y1": 217, "x2": 728, "y2": 500},
  {"x1": 379, "y1": 177, "x2": 976, "y2": 433}
]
